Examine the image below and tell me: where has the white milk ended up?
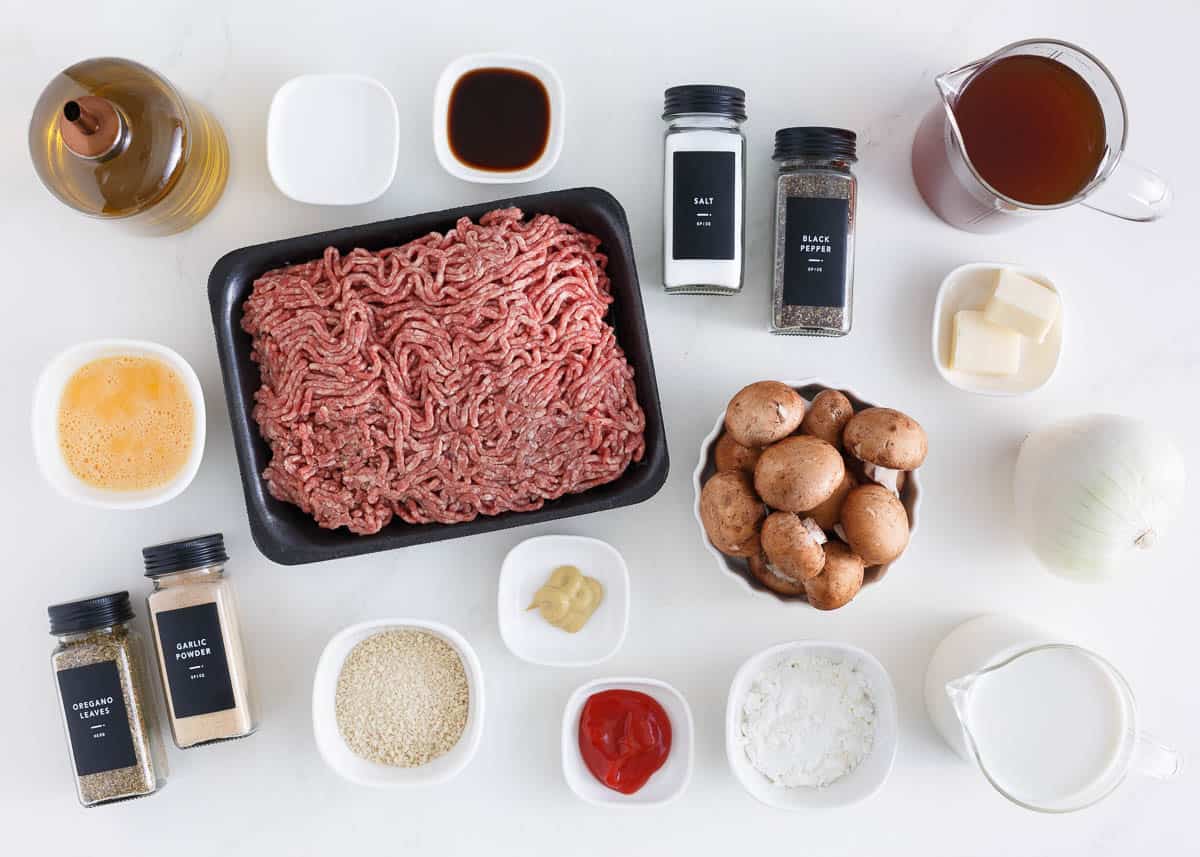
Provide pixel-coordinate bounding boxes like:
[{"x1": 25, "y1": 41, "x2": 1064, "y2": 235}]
[
  {"x1": 925, "y1": 614, "x2": 1048, "y2": 759},
  {"x1": 927, "y1": 615, "x2": 1180, "y2": 812},
  {"x1": 961, "y1": 645, "x2": 1130, "y2": 808}
]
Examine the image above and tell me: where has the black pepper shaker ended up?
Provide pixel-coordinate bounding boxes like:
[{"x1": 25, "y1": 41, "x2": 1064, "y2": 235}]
[{"x1": 770, "y1": 128, "x2": 858, "y2": 336}]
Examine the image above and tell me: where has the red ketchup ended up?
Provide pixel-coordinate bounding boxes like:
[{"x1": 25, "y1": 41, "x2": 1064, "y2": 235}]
[{"x1": 578, "y1": 689, "x2": 672, "y2": 795}]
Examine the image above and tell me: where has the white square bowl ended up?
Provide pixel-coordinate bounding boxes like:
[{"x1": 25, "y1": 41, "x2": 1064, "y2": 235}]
[
  {"x1": 311, "y1": 618, "x2": 485, "y2": 787},
  {"x1": 561, "y1": 677, "x2": 694, "y2": 807},
  {"x1": 931, "y1": 262, "x2": 1064, "y2": 396},
  {"x1": 31, "y1": 338, "x2": 206, "y2": 510},
  {"x1": 498, "y1": 535, "x2": 629, "y2": 667},
  {"x1": 267, "y1": 74, "x2": 399, "y2": 205},
  {"x1": 726, "y1": 641, "x2": 898, "y2": 810},
  {"x1": 432, "y1": 53, "x2": 565, "y2": 183}
]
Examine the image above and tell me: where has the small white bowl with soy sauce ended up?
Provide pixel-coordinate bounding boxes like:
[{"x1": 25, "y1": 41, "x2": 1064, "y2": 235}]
[{"x1": 433, "y1": 53, "x2": 565, "y2": 183}]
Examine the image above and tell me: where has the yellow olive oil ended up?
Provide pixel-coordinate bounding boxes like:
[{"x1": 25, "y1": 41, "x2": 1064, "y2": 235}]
[{"x1": 29, "y1": 57, "x2": 228, "y2": 236}]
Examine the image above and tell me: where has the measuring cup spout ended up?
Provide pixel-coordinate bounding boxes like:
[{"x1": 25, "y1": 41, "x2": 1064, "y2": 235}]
[
  {"x1": 944, "y1": 673, "x2": 977, "y2": 729},
  {"x1": 935, "y1": 62, "x2": 978, "y2": 104}
]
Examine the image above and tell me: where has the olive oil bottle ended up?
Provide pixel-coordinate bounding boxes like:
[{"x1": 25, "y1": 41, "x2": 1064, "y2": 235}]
[{"x1": 29, "y1": 57, "x2": 229, "y2": 236}]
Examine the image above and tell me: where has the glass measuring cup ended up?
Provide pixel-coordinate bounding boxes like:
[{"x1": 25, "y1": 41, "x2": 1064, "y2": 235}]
[
  {"x1": 945, "y1": 643, "x2": 1181, "y2": 813},
  {"x1": 911, "y1": 38, "x2": 1172, "y2": 232}
]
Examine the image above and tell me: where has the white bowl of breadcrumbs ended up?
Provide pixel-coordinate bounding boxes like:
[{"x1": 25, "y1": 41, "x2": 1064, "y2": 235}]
[{"x1": 312, "y1": 618, "x2": 485, "y2": 787}]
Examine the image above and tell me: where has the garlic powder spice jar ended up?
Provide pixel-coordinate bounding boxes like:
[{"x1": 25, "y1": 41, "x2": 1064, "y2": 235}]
[
  {"x1": 144, "y1": 534, "x2": 258, "y2": 748},
  {"x1": 662, "y1": 85, "x2": 747, "y2": 294}
]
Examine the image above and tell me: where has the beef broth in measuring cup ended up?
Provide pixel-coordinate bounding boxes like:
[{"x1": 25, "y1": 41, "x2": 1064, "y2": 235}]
[
  {"x1": 911, "y1": 38, "x2": 1171, "y2": 231},
  {"x1": 953, "y1": 54, "x2": 1105, "y2": 206}
]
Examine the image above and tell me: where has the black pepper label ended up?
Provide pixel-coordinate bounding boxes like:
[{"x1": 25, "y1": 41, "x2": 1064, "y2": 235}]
[
  {"x1": 57, "y1": 661, "x2": 138, "y2": 776},
  {"x1": 783, "y1": 197, "x2": 850, "y2": 308},
  {"x1": 154, "y1": 602, "x2": 236, "y2": 718},
  {"x1": 672, "y1": 151, "x2": 735, "y2": 260}
]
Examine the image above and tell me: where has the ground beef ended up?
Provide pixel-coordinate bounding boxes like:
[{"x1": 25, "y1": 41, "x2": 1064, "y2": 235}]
[{"x1": 241, "y1": 208, "x2": 646, "y2": 535}]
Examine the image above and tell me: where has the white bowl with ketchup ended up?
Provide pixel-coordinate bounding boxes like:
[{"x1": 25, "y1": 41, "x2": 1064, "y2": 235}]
[{"x1": 561, "y1": 677, "x2": 693, "y2": 807}]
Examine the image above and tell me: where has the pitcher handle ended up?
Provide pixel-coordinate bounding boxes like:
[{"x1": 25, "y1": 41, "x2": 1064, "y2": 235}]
[
  {"x1": 1082, "y1": 157, "x2": 1172, "y2": 221},
  {"x1": 1130, "y1": 731, "x2": 1183, "y2": 781}
]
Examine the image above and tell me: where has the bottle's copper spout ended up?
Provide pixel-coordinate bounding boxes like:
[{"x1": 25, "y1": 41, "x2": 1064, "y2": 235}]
[
  {"x1": 58, "y1": 95, "x2": 125, "y2": 159},
  {"x1": 63, "y1": 100, "x2": 100, "y2": 134}
]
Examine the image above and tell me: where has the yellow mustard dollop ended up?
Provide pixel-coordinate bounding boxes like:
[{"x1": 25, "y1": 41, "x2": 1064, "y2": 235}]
[{"x1": 527, "y1": 565, "x2": 604, "y2": 634}]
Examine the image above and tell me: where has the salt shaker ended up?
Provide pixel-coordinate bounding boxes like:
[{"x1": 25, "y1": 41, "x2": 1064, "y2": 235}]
[
  {"x1": 661, "y1": 85, "x2": 747, "y2": 294},
  {"x1": 771, "y1": 127, "x2": 858, "y2": 335}
]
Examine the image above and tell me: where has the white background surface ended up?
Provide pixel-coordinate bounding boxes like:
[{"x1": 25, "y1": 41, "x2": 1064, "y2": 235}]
[{"x1": 2, "y1": 0, "x2": 1196, "y2": 853}]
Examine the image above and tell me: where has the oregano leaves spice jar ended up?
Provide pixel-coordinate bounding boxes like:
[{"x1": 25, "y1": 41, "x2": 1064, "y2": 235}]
[
  {"x1": 771, "y1": 127, "x2": 859, "y2": 335},
  {"x1": 48, "y1": 591, "x2": 167, "y2": 806},
  {"x1": 662, "y1": 85, "x2": 747, "y2": 294},
  {"x1": 144, "y1": 534, "x2": 258, "y2": 748}
]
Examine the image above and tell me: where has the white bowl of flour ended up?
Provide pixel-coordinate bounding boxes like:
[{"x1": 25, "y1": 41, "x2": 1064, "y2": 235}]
[{"x1": 726, "y1": 640, "x2": 898, "y2": 809}]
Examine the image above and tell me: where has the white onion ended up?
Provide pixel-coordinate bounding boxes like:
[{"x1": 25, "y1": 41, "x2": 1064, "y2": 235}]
[{"x1": 1013, "y1": 414, "x2": 1185, "y2": 582}]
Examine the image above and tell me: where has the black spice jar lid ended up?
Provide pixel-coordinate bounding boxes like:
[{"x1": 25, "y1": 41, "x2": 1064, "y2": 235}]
[
  {"x1": 773, "y1": 127, "x2": 858, "y2": 162},
  {"x1": 663, "y1": 85, "x2": 747, "y2": 121},
  {"x1": 143, "y1": 533, "x2": 228, "y2": 578},
  {"x1": 48, "y1": 591, "x2": 134, "y2": 635}
]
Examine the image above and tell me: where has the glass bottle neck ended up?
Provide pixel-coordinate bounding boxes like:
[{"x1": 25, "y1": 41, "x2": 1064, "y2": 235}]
[
  {"x1": 150, "y1": 564, "x2": 226, "y2": 591},
  {"x1": 55, "y1": 622, "x2": 132, "y2": 644},
  {"x1": 665, "y1": 113, "x2": 743, "y2": 132},
  {"x1": 776, "y1": 157, "x2": 854, "y2": 174}
]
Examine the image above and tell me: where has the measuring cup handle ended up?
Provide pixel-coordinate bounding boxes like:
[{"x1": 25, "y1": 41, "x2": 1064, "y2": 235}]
[
  {"x1": 1131, "y1": 731, "x2": 1183, "y2": 781},
  {"x1": 1083, "y1": 156, "x2": 1173, "y2": 221}
]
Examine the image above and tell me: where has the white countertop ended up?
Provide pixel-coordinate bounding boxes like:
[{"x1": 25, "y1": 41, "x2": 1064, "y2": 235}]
[{"x1": 3, "y1": 0, "x2": 1197, "y2": 853}]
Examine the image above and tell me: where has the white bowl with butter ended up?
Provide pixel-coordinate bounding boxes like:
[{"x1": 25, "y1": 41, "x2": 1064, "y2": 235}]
[{"x1": 932, "y1": 263, "x2": 1064, "y2": 396}]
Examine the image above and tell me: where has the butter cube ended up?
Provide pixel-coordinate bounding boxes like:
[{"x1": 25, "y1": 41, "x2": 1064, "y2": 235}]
[
  {"x1": 951, "y1": 310, "x2": 1021, "y2": 376},
  {"x1": 984, "y1": 269, "x2": 1060, "y2": 343}
]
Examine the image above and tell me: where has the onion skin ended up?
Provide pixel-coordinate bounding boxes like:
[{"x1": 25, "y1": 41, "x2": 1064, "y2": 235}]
[{"x1": 1013, "y1": 414, "x2": 1185, "y2": 582}]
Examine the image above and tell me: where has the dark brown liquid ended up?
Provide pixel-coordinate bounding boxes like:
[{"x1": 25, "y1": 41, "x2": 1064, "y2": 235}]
[
  {"x1": 448, "y1": 68, "x2": 550, "y2": 172},
  {"x1": 954, "y1": 55, "x2": 1106, "y2": 206}
]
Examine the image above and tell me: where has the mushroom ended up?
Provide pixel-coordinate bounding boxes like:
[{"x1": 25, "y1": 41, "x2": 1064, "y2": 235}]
[
  {"x1": 845, "y1": 455, "x2": 908, "y2": 494},
  {"x1": 724, "y1": 381, "x2": 806, "y2": 448},
  {"x1": 748, "y1": 552, "x2": 808, "y2": 597},
  {"x1": 714, "y1": 432, "x2": 762, "y2": 475},
  {"x1": 761, "y1": 512, "x2": 827, "y2": 581},
  {"x1": 804, "y1": 470, "x2": 856, "y2": 531},
  {"x1": 803, "y1": 541, "x2": 865, "y2": 610},
  {"x1": 842, "y1": 407, "x2": 927, "y2": 494},
  {"x1": 838, "y1": 484, "x2": 910, "y2": 565},
  {"x1": 753, "y1": 435, "x2": 845, "y2": 512},
  {"x1": 699, "y1": 471, "x2": 765, "y2": 558},
  {"x1": 800, "y1": 389, "x2": 854, "y2": 450}
]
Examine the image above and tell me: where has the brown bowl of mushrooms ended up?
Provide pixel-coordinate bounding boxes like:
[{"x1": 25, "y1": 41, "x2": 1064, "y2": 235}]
[{"x1": 692, "y1": 379, "x2": 925, "y2": 609}]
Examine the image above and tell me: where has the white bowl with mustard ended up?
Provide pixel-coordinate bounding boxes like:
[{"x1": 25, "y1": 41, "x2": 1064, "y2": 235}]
[
  {"x1": 32, "y1": 338, "x2": 206, "y2": 509},
  {"x1": 498, "y1": 534, "x2": 629, "y2": 667}
]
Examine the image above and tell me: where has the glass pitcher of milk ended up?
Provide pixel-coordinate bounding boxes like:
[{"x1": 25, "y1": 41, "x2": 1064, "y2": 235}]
[{"x1": 925, "y1": 615, "x2": 1181, "y2": 812}]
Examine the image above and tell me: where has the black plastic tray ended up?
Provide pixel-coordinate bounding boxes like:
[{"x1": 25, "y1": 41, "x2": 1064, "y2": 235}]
[{"x1": 209, "y1": 187, "x2": 668, "y2": 566}]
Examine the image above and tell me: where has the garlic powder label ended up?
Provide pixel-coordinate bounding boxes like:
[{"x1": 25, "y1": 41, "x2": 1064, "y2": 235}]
[
  {"x1": 154, "y1": 602, "x2": 235, "y2": 718},
  {"x1": 57, "y1": 661, "x2": 137, "y2": 776}
]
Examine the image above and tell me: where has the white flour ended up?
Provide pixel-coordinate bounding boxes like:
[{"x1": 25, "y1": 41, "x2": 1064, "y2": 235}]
[{"x1": 740, "y1": 654, "x2": 876, "y2": 788}]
